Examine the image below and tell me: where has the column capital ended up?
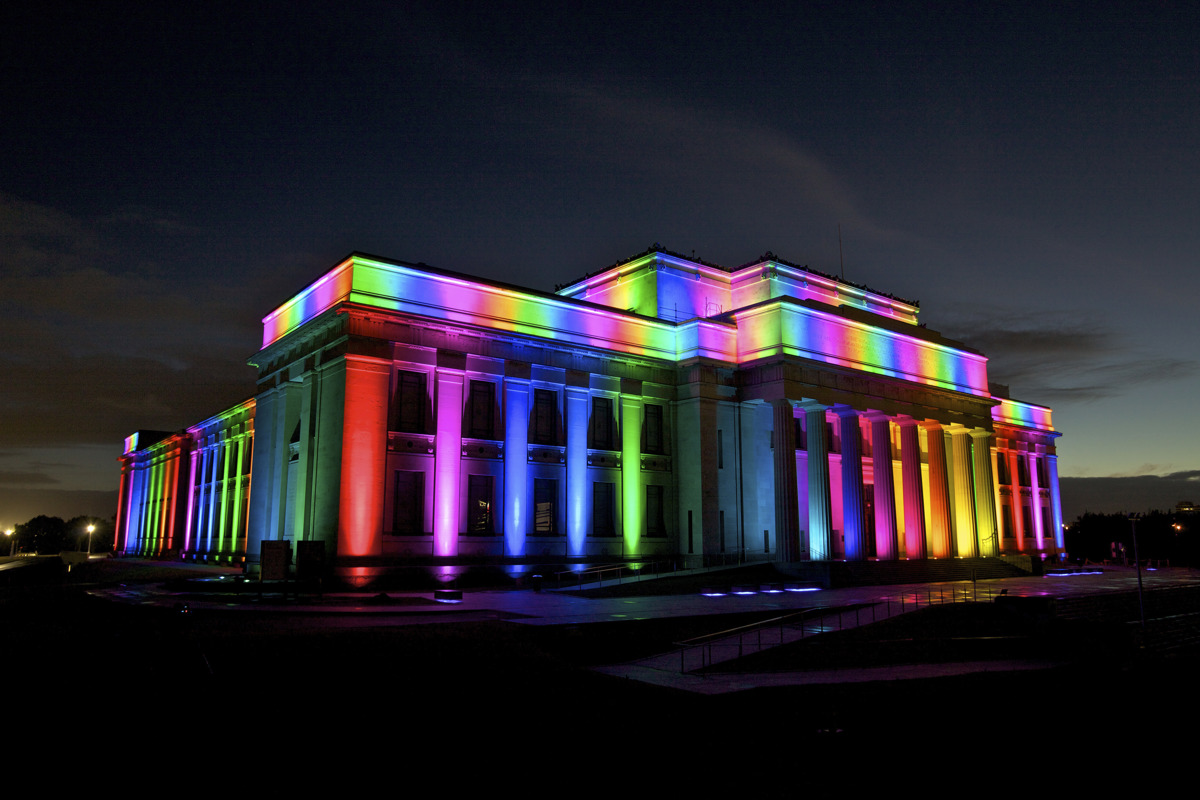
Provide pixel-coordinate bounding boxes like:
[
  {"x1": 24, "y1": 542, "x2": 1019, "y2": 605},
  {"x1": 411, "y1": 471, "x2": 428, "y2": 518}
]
[{"x1": 833, "y1": 404, "x2": 861, "y2": 419}]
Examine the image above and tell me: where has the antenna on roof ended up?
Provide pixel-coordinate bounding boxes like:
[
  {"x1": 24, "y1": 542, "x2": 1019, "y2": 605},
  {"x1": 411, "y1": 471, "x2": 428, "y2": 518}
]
[{"x1": 838, "y1": 223, "x2": 845, "y2": 281}]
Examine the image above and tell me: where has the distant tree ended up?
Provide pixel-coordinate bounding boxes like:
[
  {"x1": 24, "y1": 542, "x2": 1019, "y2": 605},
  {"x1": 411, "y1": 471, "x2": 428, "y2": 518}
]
[
  {"x1": 15, "y1": 515, "x2": 68, "y2": 554},
  {"x1": 1066, "y1": 510, "x2": 1196, "y2": 565}
]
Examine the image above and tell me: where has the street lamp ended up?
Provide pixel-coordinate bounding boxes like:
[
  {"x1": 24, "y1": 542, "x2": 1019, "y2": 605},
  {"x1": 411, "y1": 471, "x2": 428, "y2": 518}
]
[
  {"x1": 4, "y1": 529, "x2": 12, "y2": 557},
  {"x1": 1129, "y1": 513, "x2": 1145, "y2": 630},
  {"x1": 86, "y1": 523, "x2": 95, "y2": 556}
]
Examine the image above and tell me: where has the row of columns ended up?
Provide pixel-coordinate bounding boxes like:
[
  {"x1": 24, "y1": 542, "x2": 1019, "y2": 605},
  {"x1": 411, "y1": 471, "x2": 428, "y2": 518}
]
[
  {"x1": 994, "y1": 447, "x2": 1064, "y2": 553},
  {"x1": 184, "y1": 430, "x2": 252, "y2": 558},
  {"x1": 774, "y1": 401, "x2": 1000, "y2": 562}
]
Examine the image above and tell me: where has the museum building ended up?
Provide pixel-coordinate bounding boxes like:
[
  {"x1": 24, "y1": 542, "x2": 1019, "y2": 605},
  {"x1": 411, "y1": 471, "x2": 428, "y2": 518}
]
[{"x1": 114, "y1": 247, "x2": 1064, "y2": 575}]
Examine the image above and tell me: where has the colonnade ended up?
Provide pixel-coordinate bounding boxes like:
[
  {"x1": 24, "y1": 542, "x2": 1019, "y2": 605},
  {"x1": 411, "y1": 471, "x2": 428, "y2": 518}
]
[{"x1": 774, "y1": 401, "x2": 1001, "y2": 562}]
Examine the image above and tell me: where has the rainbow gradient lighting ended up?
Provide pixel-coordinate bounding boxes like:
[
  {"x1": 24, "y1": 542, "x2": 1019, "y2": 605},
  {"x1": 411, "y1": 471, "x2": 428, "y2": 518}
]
[
  {"x1": 992, "y1": 398, "x2": 1054, "y2": 431},
  {"x1": 261, "y1": 254, "x2": 989, "y2": 397}
]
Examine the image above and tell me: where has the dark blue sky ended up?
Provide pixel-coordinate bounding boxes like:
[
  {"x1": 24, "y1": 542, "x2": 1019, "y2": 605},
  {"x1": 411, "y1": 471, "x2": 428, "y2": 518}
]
[{"x1": 4, "y1": 1, "x2": 1199, "y2": 524}]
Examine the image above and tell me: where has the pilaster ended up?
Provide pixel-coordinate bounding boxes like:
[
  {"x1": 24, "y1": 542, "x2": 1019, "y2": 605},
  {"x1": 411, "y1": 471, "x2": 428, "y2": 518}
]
[
  {"x1": 620, "y1": 391, "x2": 643, "y2": 556},
  {"x1": 434, "y1": 369, "x2": 465, "y2": 556},
  {"x1": 503, "y1": 377, "x2": 530, "y2": 557}
]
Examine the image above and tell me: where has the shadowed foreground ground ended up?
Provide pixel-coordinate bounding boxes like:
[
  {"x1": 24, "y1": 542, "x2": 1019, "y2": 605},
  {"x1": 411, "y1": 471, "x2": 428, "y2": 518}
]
[{"x1": 4, "y1": 558, "x2": 1197, "y2": 759}]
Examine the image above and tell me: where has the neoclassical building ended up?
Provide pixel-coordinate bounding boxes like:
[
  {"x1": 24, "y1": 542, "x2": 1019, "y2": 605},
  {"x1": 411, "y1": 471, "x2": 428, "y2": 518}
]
[{"x1": 115, "y1": 247, "x2": 1064, "y2": 574}]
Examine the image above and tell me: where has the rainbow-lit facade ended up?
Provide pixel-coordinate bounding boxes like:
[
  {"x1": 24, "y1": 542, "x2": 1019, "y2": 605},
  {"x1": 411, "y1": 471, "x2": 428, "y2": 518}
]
[{"x1": 116, "y1": 247, "x2": 1063, "y2": 570}]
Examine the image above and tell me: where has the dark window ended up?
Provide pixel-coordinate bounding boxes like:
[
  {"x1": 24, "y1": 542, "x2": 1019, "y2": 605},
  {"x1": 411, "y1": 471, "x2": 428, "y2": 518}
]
[
  {"x1": 1017, "y1": 457, "x2": 1031, "y2": 487},
  {"x1": 534, "y1": 478, "x2": 557, "y2": 534},
  {"x1": 827, "y1": 421, "x2": 838, "y2": 453},
  {"x1": 717, "y1": 430, "x2": 724, "y2": 469},
  {"x1": 593, "y1": 482, "x2": 615, "y2": 537},
  {"x1": 646, "y1": 485, "x2": 665, "y2": 538},
  {"x1": 996, "y1": 455, "x2": 1011, "y2": 485},
  {"x1": 593, "y1": 397, "x2": 614, "y2": 450},
  {"x1": 644, "y1": 403, "x2": 664, "y2": 454},
  {"x1": 467, "y1": 475, "x2": 494, "y2": 534},
  {"x1": 794, "y1": 417, "x2": 805, "y2": 451},
  {"x1": 1002, "y1": 505, "x2": 1015, "y2": 541},
  {"x1": 533, "y1": 389, "x2": 557, "y2": 445},
  {"x1": 391, "y1": 470, "x2": 424, "y2": 535},
  {"x1": 468, "y1": 381, "x2": 495, "y2": 438},
  {"x1": 1036, "y1": 457, "x2": 1048, "y2": 486},
  {"x1": 395, "y1": 371, "x2": 427, "y2": 433}
]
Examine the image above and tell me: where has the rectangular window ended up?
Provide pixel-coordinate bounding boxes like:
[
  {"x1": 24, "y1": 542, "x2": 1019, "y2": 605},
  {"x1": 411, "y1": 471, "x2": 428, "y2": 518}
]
[
  {"x1": 644, "y1": 403, "x2": 664, "y2": 454},
  {"x1": 646, "y1": 485, "x2": 665, "y2": 537},
  {"x1": 593, "y1": 482, "x2": 615, "y2": 537},
  {"x1": 468, "y1": 381, "x2": 495, "y2": 439},
  {"x1": 717, "y1": 430, "x2": 724, "y2": 469},
  {"x1": 1036, "y1": 457, "x2": 1048, "y2": 486},
  {"x1": 996, "y1": 455, "x2": 1010, "y2": 485},
  {"x1": 1017, "y1": 457, "x2": 1031, "y2": 487},
  {"x1": 1001, "y1": 504, "x2": 1015, "y2": 541},
  {"x1": 391, "y1": 470, "x2": 424, "y2": 535},
  {"x1": 395, "y1": 371, "x2": 427, "y2": 433},
  {"x1": 593, "y1": 397, "x2": 614, "y2": 450},
  {"x1": 794, "y1": 417, "x2": 805, "y2": 451},
  {"x1": 467, "y1": 475, "x2": 494, "y2": 534},
  {"x1": 533, "y1": 389, "x2": 557, "y2": 445},
  {"x1": 534, "y1": 478, "x2": 558, "y2": 534}
]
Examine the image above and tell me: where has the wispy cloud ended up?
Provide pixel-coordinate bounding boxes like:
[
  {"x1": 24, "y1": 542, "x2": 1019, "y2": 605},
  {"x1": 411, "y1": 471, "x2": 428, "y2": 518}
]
[{"x1": 939, "y1": 307, "x2": 1198, "y2": 402}]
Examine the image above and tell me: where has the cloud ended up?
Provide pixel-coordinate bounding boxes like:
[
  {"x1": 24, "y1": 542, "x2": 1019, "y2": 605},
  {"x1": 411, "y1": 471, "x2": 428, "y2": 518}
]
[
  {"x1": 938, "y1": 307, "x2": 1198, "y2": 401},
  {"x1": 0, "y1": 471, "x2": 59, "y2": 486},
  {"x1": 0, "y1": 193, "x2": 260, "y2": 451}
]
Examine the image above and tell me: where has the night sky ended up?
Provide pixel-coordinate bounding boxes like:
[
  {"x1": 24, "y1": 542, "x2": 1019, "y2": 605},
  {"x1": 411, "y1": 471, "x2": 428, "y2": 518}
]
[{"x1": 4, "y1": 2, "x2": 1199, "y2": 526}]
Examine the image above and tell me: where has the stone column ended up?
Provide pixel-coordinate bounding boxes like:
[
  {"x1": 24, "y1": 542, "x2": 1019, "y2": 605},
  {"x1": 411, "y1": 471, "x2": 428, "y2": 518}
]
[
  {"x1": 950, "y1": 426, "x2": 978, "y2": 558},
  {"x1": 1010, "y1": 450, "x2": 1026, "y2": 552},
  {"x1": 970, "y1": 430, "x2": 1000, "y2": 557},
  {"x1": 433, "y1": 369, "x2": 465, "y2": 556},
  {"x1": 898, "y1": 418, "x2": 926, "y2": 559},
  {"x1": 1048, "y1": 453, "x2": 1064, "y2": 553},
  {"x1": 804, "y1": 404, "x2": 833, "y2": 561},
  {"x1": 923, "y1": 421, "x2": 953, "y2": 558},
  {"x1": 564, "y1": 384, "x2": 589, "y2": 557},
  {"x1": 838, "y1": 407, "x2": 868, "y2": 561},
  {"x1": 772, "y1": 400, "x2": 802, "y2": 562},
  {"x1": 503, "y1": 377, "x2": 530, "y2": 557},
  {"x1": 869, "y1": 415, "x2": 899, "y2": 560}
]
